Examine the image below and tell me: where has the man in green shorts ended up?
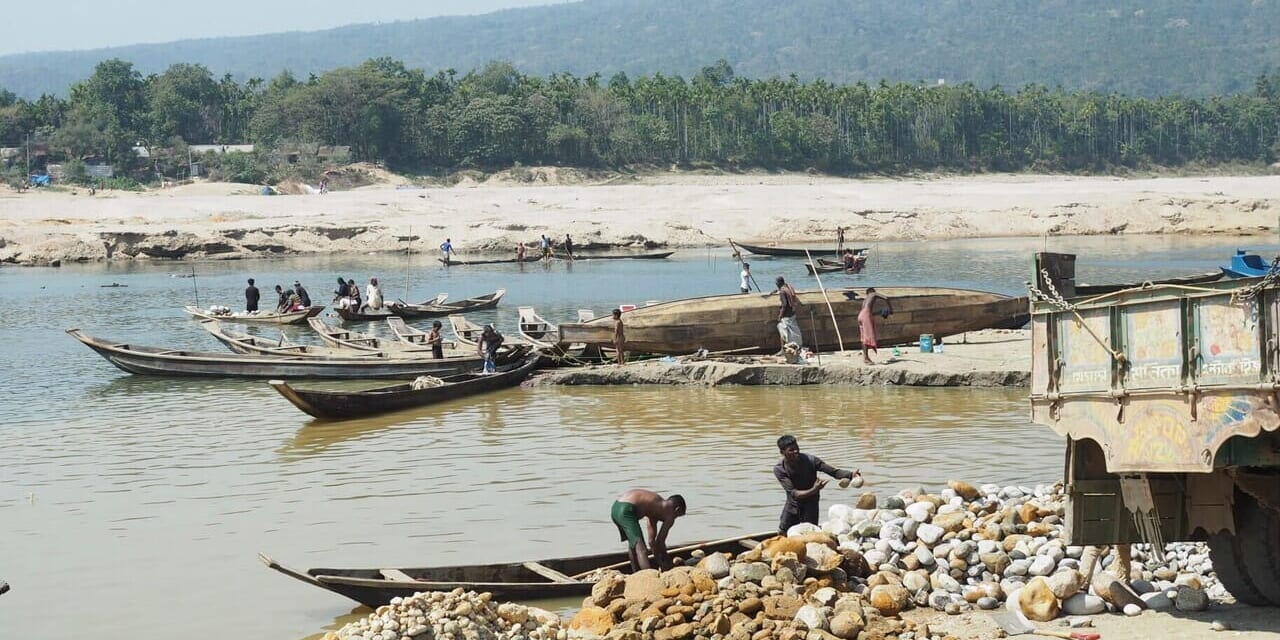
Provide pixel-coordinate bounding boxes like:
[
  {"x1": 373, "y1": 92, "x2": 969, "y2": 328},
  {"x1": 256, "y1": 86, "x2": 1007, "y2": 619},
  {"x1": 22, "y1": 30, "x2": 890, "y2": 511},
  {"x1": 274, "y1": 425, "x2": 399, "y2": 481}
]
[{"x1": 611, "y1": 489, "x2": 687, "y2": 572}]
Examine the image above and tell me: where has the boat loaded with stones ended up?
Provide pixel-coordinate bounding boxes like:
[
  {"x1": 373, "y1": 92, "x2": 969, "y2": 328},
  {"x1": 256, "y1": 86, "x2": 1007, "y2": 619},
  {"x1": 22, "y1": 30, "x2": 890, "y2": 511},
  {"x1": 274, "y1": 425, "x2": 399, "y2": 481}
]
[
  {"x1": 556, "y1": 287, "x2": 1029, "y2": 355},
  {"x1": 268, "y1": 353, "x2": 539, "y2": 420},
  {"x1": 259, "y1": 531, "x2": 771, "y2": 606},
  {"x1": 183, "y1": 305, "x2": 325, "y2": 325},
  {"x1": 67, "y1": 329, "x2": 492, "y2": 379}
]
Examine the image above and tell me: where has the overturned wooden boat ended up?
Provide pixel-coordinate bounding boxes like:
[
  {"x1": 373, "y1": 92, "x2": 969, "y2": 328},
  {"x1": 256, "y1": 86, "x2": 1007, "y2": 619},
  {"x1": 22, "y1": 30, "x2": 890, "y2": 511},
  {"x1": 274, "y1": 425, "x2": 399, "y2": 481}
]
[
  {"x1": 268, "y1": 354, "x2": 540, "y2": 420},
  {"x1": 732, "y1": 241, "x2": 865, "y2": 258},
  {"x1": 67, "y1": 329, "x2": 491, "y2": 379},
  {"x1": 557, "y1": 287, "x2": 1029, "y2": 354},
  {"x1": 201, "y1": 320, "x2": 387, "y2": 358},
  {"x1": 259, "y1": 531, "x2": 771, "y2": 606},
  {"x1": 184, "y1": 305, "x2": 325, "y2": 325}
]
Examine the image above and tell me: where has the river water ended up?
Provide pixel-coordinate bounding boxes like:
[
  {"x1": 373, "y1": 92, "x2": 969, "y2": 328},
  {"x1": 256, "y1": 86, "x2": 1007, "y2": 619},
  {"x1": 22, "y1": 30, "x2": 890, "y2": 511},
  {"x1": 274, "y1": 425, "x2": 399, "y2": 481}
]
[{"x1": 0, "y1": 234, "x2": 1274, "y2": 639}]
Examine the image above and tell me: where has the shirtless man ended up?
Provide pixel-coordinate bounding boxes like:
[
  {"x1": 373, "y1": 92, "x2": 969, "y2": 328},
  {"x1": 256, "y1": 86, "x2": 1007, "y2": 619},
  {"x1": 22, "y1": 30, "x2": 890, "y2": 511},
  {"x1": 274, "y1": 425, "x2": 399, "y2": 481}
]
[{"x1": 611, "y1": 489, "x2": 687, "y2": 572}]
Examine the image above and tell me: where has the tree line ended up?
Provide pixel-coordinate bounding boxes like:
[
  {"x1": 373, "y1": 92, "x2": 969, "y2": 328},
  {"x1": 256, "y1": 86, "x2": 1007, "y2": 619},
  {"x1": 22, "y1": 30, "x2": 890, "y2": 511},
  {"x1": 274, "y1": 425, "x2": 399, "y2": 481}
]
[{"x1": 2, "y1": 57, "x2": 1279, "y2": 184}]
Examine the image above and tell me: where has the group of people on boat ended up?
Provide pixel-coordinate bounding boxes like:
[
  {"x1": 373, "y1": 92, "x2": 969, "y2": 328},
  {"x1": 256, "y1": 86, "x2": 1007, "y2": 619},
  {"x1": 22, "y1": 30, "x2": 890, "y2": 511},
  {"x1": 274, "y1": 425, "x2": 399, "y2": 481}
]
[
  {"x1": 612, "y1": 435, "x2": 858, "y2": 571},
  {"x1": 332, "y1": 276, "x2": 385, "y2": 312},
  {"x1": 241, "y1": 279, "x2": 315, "y2": 314},
  {"x1": 774, "y1": 276, "x2": 893, "y2": 365}
]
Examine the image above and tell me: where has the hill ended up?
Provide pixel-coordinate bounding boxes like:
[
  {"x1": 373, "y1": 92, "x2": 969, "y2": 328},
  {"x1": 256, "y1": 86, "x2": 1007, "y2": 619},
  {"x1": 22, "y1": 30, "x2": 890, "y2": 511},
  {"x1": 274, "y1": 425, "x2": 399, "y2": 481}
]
[{"x1": 2, "y1": 0, "x2": 1279, "y2": 98}]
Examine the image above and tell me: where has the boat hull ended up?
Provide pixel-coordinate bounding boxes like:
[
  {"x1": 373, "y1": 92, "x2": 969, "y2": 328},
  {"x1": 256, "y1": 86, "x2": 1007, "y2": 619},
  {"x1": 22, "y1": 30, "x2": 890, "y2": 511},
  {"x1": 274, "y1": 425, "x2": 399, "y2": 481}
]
[
  {"x1": 557, "y1": 287, "x2": 1028, "y2": 354},
  {"x1": 184, "y1": 305, "x2": 325, "y2": 325},
  {"x1": 269, "y1": 355, "x2": 540, "y2": 420},
  {"x1": 261, "y1": 531, "x2": 771, "y2": 607},
  {"x1": 67, "y1": 329, "x2": 484, "y2": 379},
  {"x1": 734, "y1": 242, "x2": 865, "y2": 258}
]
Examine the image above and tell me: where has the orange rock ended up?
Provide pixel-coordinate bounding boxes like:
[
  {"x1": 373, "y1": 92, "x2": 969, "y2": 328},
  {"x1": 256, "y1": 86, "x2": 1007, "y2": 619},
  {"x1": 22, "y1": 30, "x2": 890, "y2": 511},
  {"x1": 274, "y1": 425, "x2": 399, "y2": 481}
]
[
  {"x1": 869, "y1": 584, "x2": 910, "y2": 617},
  {"x1": 569, "y1": 606, "x2": 615, "y2": 635},
  {"x1": 1017, "y1": 577, "x2": 1061, "y2": 622},
  {"x1": 948, "y1": 480, "x2": 980, "y2": 501},
  {"x1": 761, "y1": 536, "x2": 808, "y2": 561}
]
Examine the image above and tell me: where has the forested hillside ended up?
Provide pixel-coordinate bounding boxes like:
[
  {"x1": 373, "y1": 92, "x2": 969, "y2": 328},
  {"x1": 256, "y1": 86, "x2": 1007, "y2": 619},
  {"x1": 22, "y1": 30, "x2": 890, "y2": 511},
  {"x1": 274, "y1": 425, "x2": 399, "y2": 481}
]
[{"x1": 2, "y1": 0, "x2": 1279, "y2": 98}]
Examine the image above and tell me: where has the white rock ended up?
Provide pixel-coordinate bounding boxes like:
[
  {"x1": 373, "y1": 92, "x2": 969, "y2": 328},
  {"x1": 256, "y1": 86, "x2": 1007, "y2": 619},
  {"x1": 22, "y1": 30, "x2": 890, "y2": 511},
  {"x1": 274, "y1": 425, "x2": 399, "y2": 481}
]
[
  {"x1": 1061, "y1": 593, "x2": 1106, "y2": 616},
  {"x1": 1123, "y1": 603, "x2": 1142, "y2": 616},
  {"x1": 794, "y1": 604, "x2": 828, "y2": 631},
  {"x1": 787, "y1": 522, "x2": 822, "y2": 536},
  {"x1": 917, "y1": 523, "x2": 945, "y2": 545},
  {"x1": 1028, "y1": 556, "x2": 1056, "y2": 576},
  {"x1": 905, "y1": 502, "x2": 934, "y2": 522}
]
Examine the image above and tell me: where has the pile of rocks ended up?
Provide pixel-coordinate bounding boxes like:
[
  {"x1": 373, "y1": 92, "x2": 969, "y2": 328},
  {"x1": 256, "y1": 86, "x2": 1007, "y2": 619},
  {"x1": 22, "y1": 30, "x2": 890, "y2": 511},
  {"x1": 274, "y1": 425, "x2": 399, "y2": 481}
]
[{"x1": 323, "y1": 588, "x2": 565, "y2": 640}]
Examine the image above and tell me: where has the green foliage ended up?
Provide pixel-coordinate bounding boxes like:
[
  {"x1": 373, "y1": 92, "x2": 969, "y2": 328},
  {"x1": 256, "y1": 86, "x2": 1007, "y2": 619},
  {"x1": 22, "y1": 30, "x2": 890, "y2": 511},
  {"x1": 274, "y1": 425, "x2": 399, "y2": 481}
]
[{"x1": 202, "y1": 151, "x2": 269, "y2": 184}]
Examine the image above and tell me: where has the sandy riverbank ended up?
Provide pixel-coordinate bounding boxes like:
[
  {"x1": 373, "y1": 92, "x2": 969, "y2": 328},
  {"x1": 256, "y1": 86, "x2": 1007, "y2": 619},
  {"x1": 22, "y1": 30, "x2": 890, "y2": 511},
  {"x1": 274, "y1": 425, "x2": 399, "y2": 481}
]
[
  {"x1": 1, "y1": 171, "x2": 1279, "y2": 265},
  {"x1": 534, "y1": 329, "x2": 1030, "y2": 387}
]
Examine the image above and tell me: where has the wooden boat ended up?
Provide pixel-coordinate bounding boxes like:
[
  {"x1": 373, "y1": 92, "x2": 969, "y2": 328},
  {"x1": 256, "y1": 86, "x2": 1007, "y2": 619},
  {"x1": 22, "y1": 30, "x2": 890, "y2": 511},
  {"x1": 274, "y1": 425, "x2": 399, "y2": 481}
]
[
  {"x1": 309, "y1": 317, "x2": 433, "y2": 354},
  {"x1": 733, "y1": 241, "x2": 866, "y2": 258},
  {"x1": 517, "y1": 307, "x2": 561, "y2": 349},
  {"x1": 337, "y1": 290, "x2": 506, "y2": 321},
  {"x1": 1075, "y1": 271, "x2": 1227, "y2": 296},
  {"x1": 332, "y1": 294, "x2": 447, "y2": 322},
  {"x1": 268, "y1": 354, "x2": 541, "y2": 420},
  {"x1": 200, "y1": 320, "x2": 389, "y2": 358},
  {"x1": 804, "y1": 257, "x2": 866, "y2": 275},
  {"x1": 259, "y1": 530, "x2": 771, "y2": 606},
  {"x1": 1220, "y1": 249, "x2": 1274, "y2": 278},
  {"x1": 439, "y1": 256, "x2": 542, "y2": 266},
  {"x1": 571, "y1": 251, "x2": 674, "y2": 261},
  {"x1": 67, "y1": 329, "x2": 492, "y2": 379},
  {"x1": 184, "y1": 305, "x2": 325, "y2": 325},
  {"x1": 556, "y1": 287, "x2": 1029, "y2": 354}
]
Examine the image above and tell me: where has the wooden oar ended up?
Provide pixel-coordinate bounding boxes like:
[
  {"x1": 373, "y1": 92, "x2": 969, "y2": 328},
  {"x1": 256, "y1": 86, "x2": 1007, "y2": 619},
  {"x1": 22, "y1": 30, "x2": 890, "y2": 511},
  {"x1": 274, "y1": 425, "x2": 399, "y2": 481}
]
[
  {"x1": 805, "y1": 249, "x2": 845, "y2": 352},
  {"x1": 569, "y1": 531, "x2": 772, "y2": 579}
]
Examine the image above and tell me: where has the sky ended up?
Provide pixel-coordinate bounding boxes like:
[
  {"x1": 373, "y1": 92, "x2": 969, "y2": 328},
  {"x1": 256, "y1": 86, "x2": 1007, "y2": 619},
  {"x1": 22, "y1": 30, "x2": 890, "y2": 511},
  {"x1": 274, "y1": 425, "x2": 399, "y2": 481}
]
[{"x1": 0, "y1": 0, "x2": 565, "y2": 56}]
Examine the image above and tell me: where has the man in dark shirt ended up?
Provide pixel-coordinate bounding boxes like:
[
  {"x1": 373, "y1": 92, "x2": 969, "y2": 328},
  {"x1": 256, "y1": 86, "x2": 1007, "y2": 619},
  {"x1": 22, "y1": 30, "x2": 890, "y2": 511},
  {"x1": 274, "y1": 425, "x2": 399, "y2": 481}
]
[
  {"x1": 274, "y1": 285, "x2": 289, "y2": 312},
  {"x1": 293, "y1": 281, "x2": 312, "y2": 307},
  {"x1": 245, "y1": 278, "x2": 260, "y2": 312},
  {"x1": 773, "y1": 434, "x2": 857, "y2": 534}
]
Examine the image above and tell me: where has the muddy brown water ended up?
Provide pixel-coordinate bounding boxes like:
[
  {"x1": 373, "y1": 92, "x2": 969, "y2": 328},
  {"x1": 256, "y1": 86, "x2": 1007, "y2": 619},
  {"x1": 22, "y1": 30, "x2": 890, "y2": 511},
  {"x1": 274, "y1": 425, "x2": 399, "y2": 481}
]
[{"x1": 1, "y1": 235, "x2": 1274, "y2": 638}]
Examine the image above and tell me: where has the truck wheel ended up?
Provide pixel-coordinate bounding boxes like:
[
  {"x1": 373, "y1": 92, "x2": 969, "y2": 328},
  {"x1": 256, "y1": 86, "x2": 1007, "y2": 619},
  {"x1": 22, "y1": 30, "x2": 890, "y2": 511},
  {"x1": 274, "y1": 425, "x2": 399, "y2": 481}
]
[
  {"x1": 1236, "y1": 493, "x2": 1280, "y2": 606},
  {"x1": 1208, "y1": 530, "x2": 1269, "y2": 605}
]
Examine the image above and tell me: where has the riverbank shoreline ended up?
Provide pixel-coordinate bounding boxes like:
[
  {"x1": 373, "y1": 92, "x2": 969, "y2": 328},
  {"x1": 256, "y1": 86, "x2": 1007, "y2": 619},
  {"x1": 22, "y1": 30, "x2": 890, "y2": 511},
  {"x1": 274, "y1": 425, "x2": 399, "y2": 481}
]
[
  {"x1": 2, "y1": 172, "x2": 1278, "y2": 265},
  {"x1": 533, "y1": 329, "x2": 1030, "y2": 387}
]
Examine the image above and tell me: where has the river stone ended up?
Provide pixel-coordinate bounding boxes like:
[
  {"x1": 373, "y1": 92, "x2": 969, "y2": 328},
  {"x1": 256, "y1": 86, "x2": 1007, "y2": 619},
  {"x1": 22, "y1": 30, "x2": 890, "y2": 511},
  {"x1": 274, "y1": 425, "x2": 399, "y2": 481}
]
[
  {"x1": 863, "y1": 550, "x2": 888, "y2": 567},
  {"x1": 1017, "y1": 577, "x2": 1060, "y2": 622},
  {"x1": 763, "y1": 595, "x2": 802, "y2": 619},
  {"x1": 902, "y1": 571, "x2": 929, "y2": 593},
  {"x1": 1045, "y1": 570, "x2": 1083, "y2": 600},
  {"x1": 978, "y1": 540, "x2": 1000, "y2": 555},
  {"x1": 901, "y1": 518, "x2": 919, "y2": 541},
  {"x1": 1027, "y1": 556, "x2": 1056, "y2": 577},
  {"x1": 855, "y1": 493, "x2": 877, "y2": 509},
  {"x1": 805, "y1": 543, "x2": 841, "y2": 573},
  {"x1": 931, "y1": 572, "x2": 962, "y2": 594},
  {"x1": 932, "y1": 511, "x2": 967, "y2": 534},
  {"x1": 699, "y1": 553, "x2": 731, "y2": 579},
  {"x1": 731, "y1": 562, "x2": 771, "y2": 585},
  {"x1": 764, "y1": 537, "x2": 808, "y2": 560},
  {"x1": 981, "y1": 552, "x2": 1011, "y2": 575},
  {"x1": 868, "y1": 585, "x2": 910, "y2": 617},
  {"x1": 947, "y1": 480, "x2": 980, "y2": 501},
  {"x1": 905, "y1": 502, "x2": 934, "y2": 522},
  {"x1": 950, "y1": 541, "x2": 974, "y2": 560},
  {"x1": 1061, "y1": 593, "x2": 1106, "y2": 615},
  {"x1": 1174, "y1": 586, "x2": 1209, "y2": 612},
  {"x1": 883, "y1": 496, "x2": 906, "y2": 510},
  {"x1": 569, "y1": 606, "x2": 615, "y2": 636},
  {"x1": 916, "y1": 523, "x2": 945, "y2": 546},
  {"x1": 794, "y1": 605, "x2": 828, "y2": 631},
  {"x1": 1140, "y1": 591, "x2": 1173, "y2": 611},
  {"x1": 592, "y1": 572, "x2": 628, "y2": 606},
  {"x1": 915, "y1": 546, "x2": 936, "y2": 567},
  {"x1": 854, "y1": 520, "x2": 882, "y2": 537},
  {"x1": 828, "y1": 611, "x2": 864, "y2": 640},
  {"x1": 623, "y1": 569, "x2": 665, "y2": 603},
  {"x1": 880, "y1": 522, "x2": 904, "y2": 544}
]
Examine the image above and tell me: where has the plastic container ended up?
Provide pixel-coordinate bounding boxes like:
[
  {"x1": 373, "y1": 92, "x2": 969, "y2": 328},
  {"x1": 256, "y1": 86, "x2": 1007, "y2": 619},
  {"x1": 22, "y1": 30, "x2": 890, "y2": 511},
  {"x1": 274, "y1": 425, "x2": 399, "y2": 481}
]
[{"x1": 919, "y1": 334, "x2": 935, "y2": 353}]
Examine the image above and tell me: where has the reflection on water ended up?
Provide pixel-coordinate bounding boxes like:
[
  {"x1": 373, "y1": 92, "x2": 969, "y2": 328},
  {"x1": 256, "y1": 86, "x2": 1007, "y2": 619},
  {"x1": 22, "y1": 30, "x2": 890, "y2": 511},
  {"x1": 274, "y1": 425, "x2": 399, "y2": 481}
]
[{"x1": 0, "y1": 235, "x2": 1272, "y2": 639}]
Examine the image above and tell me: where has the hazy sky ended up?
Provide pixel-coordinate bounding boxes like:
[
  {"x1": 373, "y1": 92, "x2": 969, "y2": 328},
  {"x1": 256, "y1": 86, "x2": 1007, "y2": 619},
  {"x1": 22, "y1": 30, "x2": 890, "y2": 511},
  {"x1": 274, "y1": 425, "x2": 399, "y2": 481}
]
[{"x1": 0, "y1": 0, "x2": 564, "y2": 56}]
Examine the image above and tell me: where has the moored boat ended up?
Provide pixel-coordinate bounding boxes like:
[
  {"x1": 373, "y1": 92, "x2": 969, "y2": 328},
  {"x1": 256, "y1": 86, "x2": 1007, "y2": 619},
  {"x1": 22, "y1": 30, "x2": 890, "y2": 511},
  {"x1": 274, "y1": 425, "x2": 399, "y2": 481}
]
[
  {"x1": 1075, "y1": 271, "x2": 1227, "y2": 296},
  {"x1": 570, "y1": 251, "x2": 674, "y2": 261},
  {"x1": 556, "y1": 287, "x2": 1029, "y2": 354},
  {"x1": 804, "y1": 257, "x2": 867, "y2": 275},
  {"x1": 259, "y1": 530, "x2": 771, "y2": 606},
  {"x1": 268, "y1": 354, "x2": 540, "y2": 420},
  {"x1": 337, "y1": 290, "x2": 506, "y2": 321},
  {"x1": 439, "y1": 256, "x2": 543, "y2": 266},
  {"x1": 1220, "y1": 249, "x2": 1274, "y2": 278},
  {"x1": 184, "y1": 305, "x2": 325, "y2": 325},
  {"x1": 200, "y1": 320, "x2": 388, "y2": 358},
  {"x1": 332, "y1": 294, "x2": 448, "y2": 322},
  {"x1": 732, "y1": 241, "x2": 866, "y2": 258},
  {"x1": 517, "y1": 307, "x2": 560, "y2": 349},
  {"x1": 67, "y1": 329, "x2": 492, "y2": 379},
  {"x1": 309, "y1": 317, "x2": 437, "y2": 354}
]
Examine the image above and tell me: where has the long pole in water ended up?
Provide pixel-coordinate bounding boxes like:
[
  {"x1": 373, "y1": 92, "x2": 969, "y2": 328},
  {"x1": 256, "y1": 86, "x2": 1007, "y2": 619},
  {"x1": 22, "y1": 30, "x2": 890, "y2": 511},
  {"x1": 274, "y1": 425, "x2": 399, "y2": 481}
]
[
  {"x1": 729, "y1": 239, "x2": 761, "y2": 292},
  {"x1": 805, "y1": 249, "x2": 844, "y2": 352},
  {"x1": 404, "y1": 226, "x2": 412, "y2": 303},
  {"x1": 808, "y1": 309, "x2": 822, "y2": 365},
  {"x1": 190, "y1": 263, "x2": 200, "y2": 308}
]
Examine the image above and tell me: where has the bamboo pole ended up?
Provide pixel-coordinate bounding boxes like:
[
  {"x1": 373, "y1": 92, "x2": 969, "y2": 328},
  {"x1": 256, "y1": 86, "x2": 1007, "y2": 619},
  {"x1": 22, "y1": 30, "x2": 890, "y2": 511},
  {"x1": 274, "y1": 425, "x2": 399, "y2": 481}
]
[
  {"x1": 805, "y1": 249, "x2": 844, "y2": 352},
  {"x1": 729, "y1": 239, "x2": 761, "y2": 292}
]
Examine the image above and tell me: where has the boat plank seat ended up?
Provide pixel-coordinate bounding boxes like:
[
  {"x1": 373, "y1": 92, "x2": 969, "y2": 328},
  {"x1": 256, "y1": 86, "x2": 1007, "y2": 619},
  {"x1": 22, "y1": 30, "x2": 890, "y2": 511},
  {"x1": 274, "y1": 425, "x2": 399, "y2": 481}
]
[
  {"x1": 379, "y1": 568, "x2": 419, "y2": 582},
  {"x1": 522, "y1": 561, "x2": 578, "y2": 583}
]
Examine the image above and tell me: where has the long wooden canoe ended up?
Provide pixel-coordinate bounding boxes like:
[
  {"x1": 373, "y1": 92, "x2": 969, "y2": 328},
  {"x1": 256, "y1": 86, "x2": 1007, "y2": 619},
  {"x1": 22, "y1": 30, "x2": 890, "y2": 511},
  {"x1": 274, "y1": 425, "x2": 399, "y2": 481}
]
[
  {"x1": 268, "y1": 354, "x2": 540, "y2": 420},
  {"x1": 67, "y1": 329, "x2": 491, "y2": 379},
  {"x1": 259, "y1": 530, "x2": 771, "y2": 606},
  {"x1": 184, "y1": 305, "x2": 325, "y2": 325},
  {"x1": 440, "y1": 256, "x2": 542, "y2": 266},
  {"x1": 804, "y1": 257, "x2": 867, "y2": 275},
  {"x1": 337, "y1": 290, "x2": 506, "y2": 321},
  {"x1": 200, "y1": 320, "x2": 389, "y2": 358},
  {"x1": 571, "y1": 251, "x2": 674, "y2": 261},
  {"x1": 331, "y1": 294, "x2": 448, "y2": 322},
  {"x1": 556, "y1": 287, "x2": 1029, "y2": 354},
  {"x1": 733, "y1": 242, "x2": 866, "y2": 258}
]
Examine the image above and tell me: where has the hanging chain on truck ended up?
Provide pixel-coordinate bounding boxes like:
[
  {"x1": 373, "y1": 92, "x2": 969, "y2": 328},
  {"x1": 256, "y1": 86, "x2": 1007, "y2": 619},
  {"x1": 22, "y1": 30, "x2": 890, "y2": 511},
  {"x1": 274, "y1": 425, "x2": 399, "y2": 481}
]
[
  {"x1": 1232, "y1": 255, "x2": 1280, "y2": 302},
  {"x1": 1028, "y1": 268, "x2": 1127, "y2": 364}
]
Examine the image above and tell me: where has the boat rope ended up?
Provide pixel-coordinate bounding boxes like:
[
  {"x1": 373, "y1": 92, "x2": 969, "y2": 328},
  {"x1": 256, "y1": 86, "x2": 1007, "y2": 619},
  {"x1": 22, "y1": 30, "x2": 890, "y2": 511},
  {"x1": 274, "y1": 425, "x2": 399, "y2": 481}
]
[{"x1": 1028, "y1": 268, "x2": 1126, "y2": 364}]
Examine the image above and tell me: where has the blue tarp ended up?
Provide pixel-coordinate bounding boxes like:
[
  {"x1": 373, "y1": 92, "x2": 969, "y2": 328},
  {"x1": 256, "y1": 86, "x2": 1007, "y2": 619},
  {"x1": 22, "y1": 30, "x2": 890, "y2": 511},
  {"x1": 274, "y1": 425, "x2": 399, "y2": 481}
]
[{"x1": 29, "y1": 175, "x2": 50, "y2": 186}]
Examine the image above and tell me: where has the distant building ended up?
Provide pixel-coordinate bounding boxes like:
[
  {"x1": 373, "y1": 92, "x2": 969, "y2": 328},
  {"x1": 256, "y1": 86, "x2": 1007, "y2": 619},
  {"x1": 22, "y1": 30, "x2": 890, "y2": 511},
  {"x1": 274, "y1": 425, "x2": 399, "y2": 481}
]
[{"x1": 190, "y1": 144, "x2": 256, "y2": 154}]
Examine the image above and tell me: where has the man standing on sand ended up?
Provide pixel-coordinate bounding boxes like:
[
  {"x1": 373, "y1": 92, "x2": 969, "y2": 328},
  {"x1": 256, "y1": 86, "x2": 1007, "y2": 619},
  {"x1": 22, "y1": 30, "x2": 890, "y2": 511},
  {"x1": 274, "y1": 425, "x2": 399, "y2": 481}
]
[
  {"x1": 773, "y1": 435, "x2": 858, "y2": 534},
  {"x1": 775, "y1": 276, "x2": 803, "y2": 350},
  {"x1": 245, "y1": 278, "x2": 260, "y2": 313},
  {"x1": 540, "y1": 234, "x2": 552, "y2": 260},
  {"x1": 564, "y1": 234, "x2": 575, "y2": 260},
  {"x1": 611, "y1": 489, "x2": 687, "y2": 572}
]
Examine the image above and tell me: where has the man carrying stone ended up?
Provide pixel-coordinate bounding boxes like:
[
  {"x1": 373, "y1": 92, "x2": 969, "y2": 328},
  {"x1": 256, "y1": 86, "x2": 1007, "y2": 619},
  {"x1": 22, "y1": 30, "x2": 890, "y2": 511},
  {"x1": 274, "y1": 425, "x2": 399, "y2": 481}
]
[
  {"x1": 773, "y1": 435, "x2": 858, "y2": 534},
  {"x1": 611, "y1": 489, "x2": 687, "y2": 572},
  {"x1": 775, "y1": 276, "x2": 803, "y2": 351}
]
